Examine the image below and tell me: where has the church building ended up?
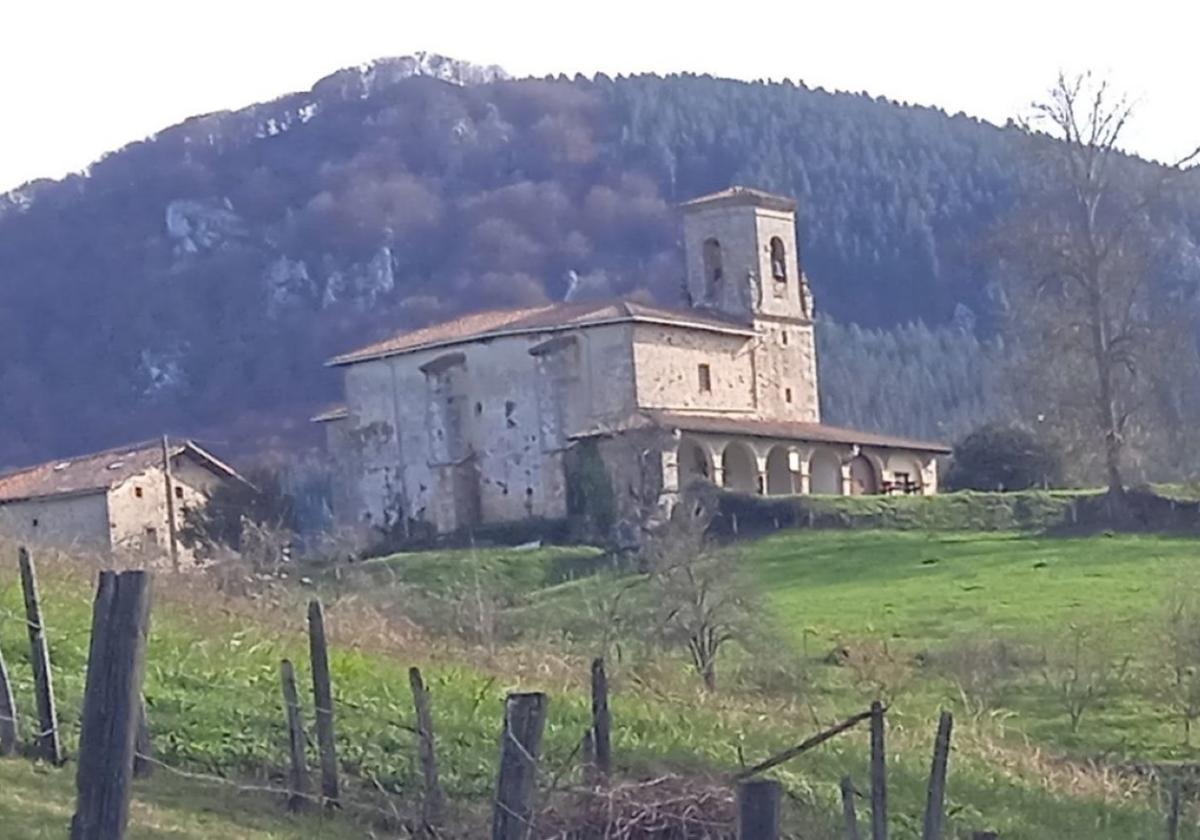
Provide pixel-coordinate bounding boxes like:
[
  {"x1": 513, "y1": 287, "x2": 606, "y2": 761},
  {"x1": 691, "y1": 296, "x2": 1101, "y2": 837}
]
[{"x1": 318, "y1": 187, "x2": 950, "y2": 535}]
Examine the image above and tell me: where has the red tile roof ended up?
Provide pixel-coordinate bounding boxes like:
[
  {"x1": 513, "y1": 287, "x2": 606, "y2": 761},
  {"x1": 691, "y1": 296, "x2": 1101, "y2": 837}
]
[
  {"x1": 572, "y1": 410, "x2": 950, "y2": 454},
  {"x1": 327, "y1": 299, "x2": 754, "y2": 366},
  {"x1": 0, "y1": 440, "x2": 241, "y2": 504}
]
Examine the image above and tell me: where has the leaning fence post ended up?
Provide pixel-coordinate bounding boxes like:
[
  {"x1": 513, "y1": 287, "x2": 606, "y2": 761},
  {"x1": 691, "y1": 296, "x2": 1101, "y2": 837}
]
[
  {"x1": 19, "y1": 547, "x2": 62, "y2": 765},
  {"x1": 590, "y1": 657, "x2": 612, "y2": 779},
  {"x1": 922, "y1": 711, "x2": 954, "y2": 840},
  {"x1": 70, "y1": 570, "x2": 152, "y2": 840},
  {"x1": 492, "y1": 691, "x2": 547, "y2": 840},
  {"x1": 1167, "y1": 777, "x2": 1181, "y2": 840},
  {"x1": 0, "y1": 642, "x2": 16, "y2": 756},
  {"x1": 307, "y1": 599, "x2": 340, "y2": 806},
  {"x1": 870, "y1": 700, "x2": 887, "y2": 840},
  {"x1": 280, "y1": 659, "x2": 312, "y2": 813},
  {"x1": 737, "y1": 778, "x2": 781, "y2": 840},
  {"x1": 409, "y1": 666, "x2": 446, "y2": 827},
  {"x1": 840, "y1": 776, "x2": 861, "y2": 840}
]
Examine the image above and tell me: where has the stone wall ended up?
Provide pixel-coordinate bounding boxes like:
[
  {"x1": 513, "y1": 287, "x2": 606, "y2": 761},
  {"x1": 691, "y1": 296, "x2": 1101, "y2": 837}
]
[
  {"x1": 338, "y1": 322, "x2": 638, "y2": 536},
  {"x1": 0, "y1": 492, "x2": 111, "y2": 553},
  {"x1": 631, "y1": 323, "x2": 756, "y2": 414},
  {"x1": 107, "y1": 457, "x2": 223, "y2": 565}
]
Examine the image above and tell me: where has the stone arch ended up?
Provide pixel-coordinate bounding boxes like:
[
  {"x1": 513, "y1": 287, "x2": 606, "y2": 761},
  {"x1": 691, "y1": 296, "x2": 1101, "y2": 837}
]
[
  {"x1": 769, "y1": 236, "x2": 787, "y2": 281},
  {"x1": 849, "y1": 454, "x2": 879, "y2": 496},
  {"x1": 809, "y1": 449, "x2": 842, "y2": 495},
  {"x1": 721, "y1": 442, "x2": 758, "y2": 494},
  {"x1": 703, "y1": 237, "x2": 724, "y2": 301},
  {"x1": 765, "y1": 446, "x2": 794, "y2": 495},
  {"x1": 678, "y1": 437, "x2": 713, "y2": 484}
]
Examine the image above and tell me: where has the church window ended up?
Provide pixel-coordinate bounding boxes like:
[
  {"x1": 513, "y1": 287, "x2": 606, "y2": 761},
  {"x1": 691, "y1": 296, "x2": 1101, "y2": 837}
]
[
  {"x1": 770, "y1": 236, "x2": 787, "y2": 281},
  {"x1": 697, "y1": 363, "x2": 712, "y2": 393},
  {"x1": 785, "y1": 387, "x2": 793, "y2": 403},
  {"x1": 702, "y1": 238, "x2": 723, "y2": 301},
  {"x1": 781, "y1": 331, "x2": 789, "y2": 346}
]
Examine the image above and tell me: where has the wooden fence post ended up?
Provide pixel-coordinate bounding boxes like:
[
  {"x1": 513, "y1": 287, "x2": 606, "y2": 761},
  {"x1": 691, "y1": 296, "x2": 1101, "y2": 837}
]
[
  {"x1": 70, "y1": 570, "x2": 152, "y2": 840},
  {"x1": 922, "y1": 711, "x2": 954, "y2": 840},
  {"x1": 590, "y1": 657, "x2": 612, "y2": 779},
  {"x1": 492, "y1": 692, "x2": 547, "y2": 840},
  {"x1": 1167, "y1": 777, "x2": 1181, "y2": 840},
  {"x1": 737, "y1": 778, "x2": 781, "y2": 840},
  {"x1": 133, "y1": 697, "x2": 153, "y2": 778},
  {"x1": 0, "y1": 642, "x2": 16, "y2": 756},
  {"x1": 870, "y1": 700, "x2": 887, "y2": 840},
  {"x1": 581, "y1": 729, "x2": 598, "y2": 786},
  {"x1": 409, "y1": 666, "x2": 446, "y2": 827},
  {"x1": 19, "y1": 547, "x2": 62, "y2": 765},
  {"x1": 307, "y1": 599, "x2": 339, "y2": 806},
  {"x1": 840, "y1": 776, "x2": 861, "y2": 840},
  {"x1": 280, "y1": 659, "x2": 312, "y2": 813}
]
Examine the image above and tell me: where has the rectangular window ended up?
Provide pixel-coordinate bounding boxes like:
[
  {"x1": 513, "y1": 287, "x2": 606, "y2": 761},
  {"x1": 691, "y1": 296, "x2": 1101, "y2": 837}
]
[
  {"x1": 174, "y1": 486, "x2": 184, "y2": 499},
  {"x1": 785, "y1": 388, "x2": 793, "y2": 403},
  {"x1": 781, "y1": 331, "x2": 789, "y2": 346},
  {"x1": 697, "y1": 363, "x2": 712, "y2": 393},
  {"x1": 144, "y1": 527, "x2": 158, "y2": 545},
  {"x1": 134, "y1": 487, "x2": 143, "y2": 498}
]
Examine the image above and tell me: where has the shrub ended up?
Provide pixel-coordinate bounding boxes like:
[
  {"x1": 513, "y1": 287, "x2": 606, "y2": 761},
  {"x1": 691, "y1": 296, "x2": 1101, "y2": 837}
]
[{"x1": 944, "y1": 423, "x2": 1062, "y2": 491}]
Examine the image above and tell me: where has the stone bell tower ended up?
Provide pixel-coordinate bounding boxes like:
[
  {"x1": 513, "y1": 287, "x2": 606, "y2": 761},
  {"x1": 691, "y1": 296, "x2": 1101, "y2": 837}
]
[{"x1": 680, "y1": 186, "x2": 819, "y2": 421}]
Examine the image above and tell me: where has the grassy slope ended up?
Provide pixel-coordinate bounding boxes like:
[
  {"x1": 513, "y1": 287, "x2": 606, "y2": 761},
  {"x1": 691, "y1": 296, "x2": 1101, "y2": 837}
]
[
  {"x1": 1, "y1": 534, "x2": 1196, "y2": 838},
  {"x1": 752, "y1": 530, "x2": 1200, "y2": 758}
]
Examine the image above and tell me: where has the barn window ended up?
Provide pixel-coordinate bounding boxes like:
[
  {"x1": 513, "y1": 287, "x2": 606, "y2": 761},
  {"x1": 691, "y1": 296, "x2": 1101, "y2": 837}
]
[
  {"x1": 135, "y1": 487, "x2": 143, "y2": 498},
  {"x1": 174, "y1": 486, "x2": 184, "y2": 499},
  {"x1": 698, "y1": 364, "x2": 712, "y2": 393},
  {"x1": 702, "y1": 238, "x2": 724, "y2": 301},
  {"x1": 781, "y1": 331, "x2": 789, "y2": 346},
  {"x1": 785, "y1": 388, "x2": 793, "y2": 403},
  {"x1": 770, "y1": 236, "x2": 787, "y2": 281}
]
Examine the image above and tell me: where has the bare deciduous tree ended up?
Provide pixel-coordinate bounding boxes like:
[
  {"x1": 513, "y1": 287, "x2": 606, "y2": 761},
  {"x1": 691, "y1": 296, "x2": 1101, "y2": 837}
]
[
  {"x1": 999, "y1": 73, "x2": 1200, "y2": 501},
  {"x1": 1160, "y1": 593, "x2": 1200, "y2": 744},
  {"x1": 1041, "y1": 625, "x2": 1130, "y2": 733},
  {"x1": 644, "y1": 492, "x2": 761, "y2": 692}
]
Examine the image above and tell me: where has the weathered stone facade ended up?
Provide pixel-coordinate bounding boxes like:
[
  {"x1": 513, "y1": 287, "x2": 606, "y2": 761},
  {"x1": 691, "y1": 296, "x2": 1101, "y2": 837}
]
[{"x1": 322, "y1": 187, "x2": 949, "y2": 536}]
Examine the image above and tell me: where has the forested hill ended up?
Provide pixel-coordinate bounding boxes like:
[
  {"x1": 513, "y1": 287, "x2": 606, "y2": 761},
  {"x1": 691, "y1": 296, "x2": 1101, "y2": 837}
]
[{"x1": 1, "y1": 56, "x2": 1197, "y2": 467}]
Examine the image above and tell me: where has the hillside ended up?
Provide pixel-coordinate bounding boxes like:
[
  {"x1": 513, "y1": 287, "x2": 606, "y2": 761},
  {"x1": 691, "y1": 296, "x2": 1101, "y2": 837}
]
[
  {"x1": 1, "y1": 55, "x2": 1198, "y2": 467},
  {"x1": 2, "y1": 530, "x2": 1196, "y2": 838}
]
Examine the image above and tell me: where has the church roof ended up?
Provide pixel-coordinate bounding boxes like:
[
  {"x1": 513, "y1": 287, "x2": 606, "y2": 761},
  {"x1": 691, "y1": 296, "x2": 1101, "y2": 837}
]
[
  {"x1": 679, "y1": 186, "x2": 797, "y2": 213},
  {"x1": 327, "y1": 299, "x2": 754, "y2": 367},
  {"x1": 572, "y1": 411, "x2": 951, "y2": 454},
  {"x1": 0, "y1": 439, "x2": 243, "y2": 505}
]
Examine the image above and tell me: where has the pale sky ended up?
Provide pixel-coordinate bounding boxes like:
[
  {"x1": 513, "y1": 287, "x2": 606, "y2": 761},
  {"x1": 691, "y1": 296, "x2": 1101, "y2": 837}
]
[{"x1": 4, "y1": 0, "x2": 1199, "y2": 193}]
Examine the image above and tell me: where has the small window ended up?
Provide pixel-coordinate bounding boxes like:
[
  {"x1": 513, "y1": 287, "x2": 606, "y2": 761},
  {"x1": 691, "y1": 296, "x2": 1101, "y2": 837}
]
[
  {"x1": 144, "y1": 527, "x2": 158, "y2": 545},
  {"x1": 785, "y1": 388, "x2": 793, "y2": 403},
  {"x1": 697, "y1": 364, "x2": 712, "y2": 393},
  {"x1": 770, "y1": 236, "x2": 788, "y2": 281},
  {"x1": 174, "y1": 486, "x2": 184, "y2": 500},
  {"x1": 31, "y1": 518, "x2": 38, "y2": 528},
  {"x1": 134, "y1": 487, "x2": 143, "y2": 498},
  {"x1": 702, "y1": 238, "x2": 724, "y2": 301},
  {"x1": 781, "y1": 331, "x2": 789, "y2": 346}
]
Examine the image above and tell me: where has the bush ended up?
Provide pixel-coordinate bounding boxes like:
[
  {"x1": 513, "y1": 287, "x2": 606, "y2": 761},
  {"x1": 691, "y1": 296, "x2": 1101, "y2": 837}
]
[{"x1": 944, "y1": 423, "x2": 1062, "y2": 491}]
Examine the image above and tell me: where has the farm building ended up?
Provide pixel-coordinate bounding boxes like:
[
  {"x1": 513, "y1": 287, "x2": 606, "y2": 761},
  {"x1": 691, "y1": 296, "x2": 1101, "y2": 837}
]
[{"x1": 0, "y1": 439, "x2": 242, "y2": 564}]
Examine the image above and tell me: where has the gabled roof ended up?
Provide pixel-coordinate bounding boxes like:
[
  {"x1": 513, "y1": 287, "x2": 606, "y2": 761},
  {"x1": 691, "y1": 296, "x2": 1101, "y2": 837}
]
[
  {"x1": 679, "y1": 185, "x2": 797, "y2": 213},
  {"x1": 572, "y1": 410, "x2": 951, "y2": 454},
  {"x1": 327, "y1": 299, "x2": 754, "y2": 367},
  {"x1": 0, "y1": 439, "x2": 243, "y2": 504}
]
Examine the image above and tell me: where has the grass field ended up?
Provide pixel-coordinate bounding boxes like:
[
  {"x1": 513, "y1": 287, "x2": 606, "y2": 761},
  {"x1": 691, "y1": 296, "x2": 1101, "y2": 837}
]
[{"x1": 2, "y1": 529, "x2": 1199, "y2": 838}]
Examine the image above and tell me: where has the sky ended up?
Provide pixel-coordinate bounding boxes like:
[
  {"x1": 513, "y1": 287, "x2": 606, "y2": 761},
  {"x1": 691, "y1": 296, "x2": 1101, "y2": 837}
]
[{"x1": 4, "y1": 0, "x2": 1199, "y2": 193}]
